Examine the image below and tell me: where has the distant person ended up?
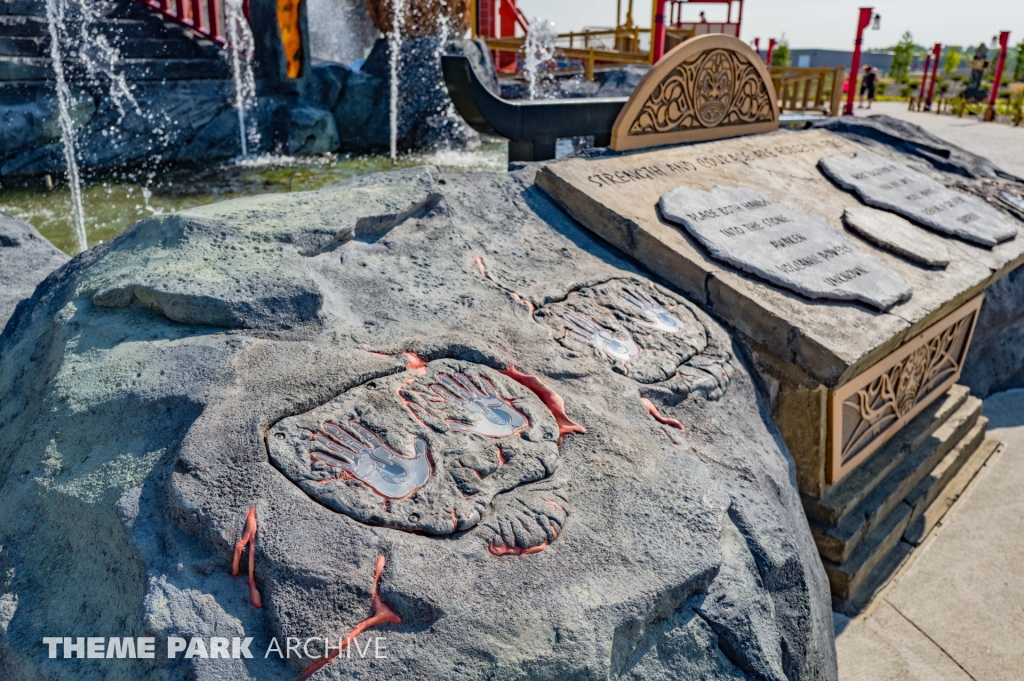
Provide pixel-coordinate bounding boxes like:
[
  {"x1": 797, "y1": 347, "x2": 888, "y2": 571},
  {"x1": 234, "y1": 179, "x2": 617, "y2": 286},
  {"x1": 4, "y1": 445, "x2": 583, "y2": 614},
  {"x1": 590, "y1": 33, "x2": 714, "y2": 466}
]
[
  {"x1": 970, "y1": 42, "x2": 989, "y2": 89},
  {"x1": 858, "y1": 65, "x2": 878, "y2": 109},
  {"x1": 699, "y1": 11, "x2": 707, "y2": 23}
]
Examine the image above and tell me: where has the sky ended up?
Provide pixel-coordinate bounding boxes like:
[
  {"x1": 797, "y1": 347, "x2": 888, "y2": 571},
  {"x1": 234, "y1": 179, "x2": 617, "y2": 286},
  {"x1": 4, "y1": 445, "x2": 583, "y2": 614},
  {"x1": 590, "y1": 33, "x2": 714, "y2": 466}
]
[{"x1": 513, "y1": 0, "x2": 1023, "y2": 50}]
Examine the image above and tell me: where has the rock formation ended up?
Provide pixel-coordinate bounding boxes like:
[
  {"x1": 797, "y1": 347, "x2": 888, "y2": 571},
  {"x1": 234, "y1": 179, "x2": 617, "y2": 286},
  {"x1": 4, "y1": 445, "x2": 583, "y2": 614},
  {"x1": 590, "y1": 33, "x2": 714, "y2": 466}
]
[{"x1": 0, "y1": 166, "x2": 836, "y2": 680}]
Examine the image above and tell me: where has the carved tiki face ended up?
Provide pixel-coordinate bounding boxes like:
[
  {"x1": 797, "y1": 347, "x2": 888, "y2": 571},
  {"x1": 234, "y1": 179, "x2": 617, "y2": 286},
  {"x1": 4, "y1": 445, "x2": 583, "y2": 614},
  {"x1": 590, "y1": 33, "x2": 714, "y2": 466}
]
[{"x1": 694, "y1": 50, "x2": 736, "y2": 127}]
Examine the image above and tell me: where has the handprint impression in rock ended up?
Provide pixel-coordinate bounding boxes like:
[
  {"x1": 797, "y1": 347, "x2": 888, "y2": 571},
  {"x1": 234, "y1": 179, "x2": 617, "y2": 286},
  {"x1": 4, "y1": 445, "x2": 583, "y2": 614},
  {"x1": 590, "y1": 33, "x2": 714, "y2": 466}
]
[
  {"x1": 562, "y1": 311, "x2": 640, "y2": 362},
  {"x1": 619, "y1": 288, "x2": 687, "y2": 333},
  {"x1": 535, "y1": 278, "x2": 733, "y2": 400},
  {"x1": 268, "y1": 359, "x2": 565, "y2": 540},
  {"x1": 310, "y1": 421, "x2": 431, "y2": 499},
  {"x1": 417, "y1": 373, "x2": 528, "y2": 438}
]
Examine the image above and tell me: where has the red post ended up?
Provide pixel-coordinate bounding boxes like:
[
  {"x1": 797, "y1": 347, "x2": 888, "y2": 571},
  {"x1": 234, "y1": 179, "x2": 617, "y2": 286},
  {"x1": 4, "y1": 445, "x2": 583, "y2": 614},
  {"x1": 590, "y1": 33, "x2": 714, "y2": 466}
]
[
  {"x1": 986, "y1": 31, "x2": 1010, "y2": 121},
  {"x1": 189, "y1": 0, "x2": 202, "y2": 28},
  {"x1": 651, "y1": 0, "x2": 668, "y2": 63},
  {"x1": 844, "y1": 7, "x2": 874, "y2": 116},
  {"x1": 207, "y1": 0, "x2": 223, "y2": 43},
  {"x1": 925, "y1": 43, "x2": 941, "y2": 109},
  {"x1": 753, "y1": 37, "x2": 760, "y2": 60},
  {"x1": 918, "y1": 53, "x2": 931, "y2": 103},
  {"x1": 766, "y1": 37, "x2": 775, "y2": 65}
]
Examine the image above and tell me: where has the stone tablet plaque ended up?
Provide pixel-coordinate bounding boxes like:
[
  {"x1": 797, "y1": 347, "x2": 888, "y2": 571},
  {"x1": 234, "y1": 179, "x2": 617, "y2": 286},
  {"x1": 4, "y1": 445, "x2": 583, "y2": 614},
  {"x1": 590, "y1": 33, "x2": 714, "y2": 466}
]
[
  {"x1": 660, "y1": 185, "x2": 912, "y2": 310},
  {"x1": 842, "y1": 206, "x2": 950, "y2": 268},
  {"x1": 819, "y1": 152, "x2": 1017, "y2": 247}
]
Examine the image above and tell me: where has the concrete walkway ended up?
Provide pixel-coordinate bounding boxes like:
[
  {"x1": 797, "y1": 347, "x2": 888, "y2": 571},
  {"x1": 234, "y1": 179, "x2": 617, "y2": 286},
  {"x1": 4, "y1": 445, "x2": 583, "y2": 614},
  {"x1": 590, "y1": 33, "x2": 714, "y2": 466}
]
[
  {"x1": 859, "y1": 101, "x2": 1024, "y2": 179},
  {"x1": 834, "y1": 389, "x2": 1024, "y2": 681}
]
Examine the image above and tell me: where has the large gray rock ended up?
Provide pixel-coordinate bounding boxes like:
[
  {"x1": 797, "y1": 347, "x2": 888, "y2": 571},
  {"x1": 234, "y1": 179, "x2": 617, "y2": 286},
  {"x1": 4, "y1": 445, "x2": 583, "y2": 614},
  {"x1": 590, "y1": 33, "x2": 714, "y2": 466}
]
[
  {"x1": 0, "y1": 212, "x2": 69, "y2": 331},
  {"x1": 0, "y1": 166, "x2": 836, "y2": 680}
]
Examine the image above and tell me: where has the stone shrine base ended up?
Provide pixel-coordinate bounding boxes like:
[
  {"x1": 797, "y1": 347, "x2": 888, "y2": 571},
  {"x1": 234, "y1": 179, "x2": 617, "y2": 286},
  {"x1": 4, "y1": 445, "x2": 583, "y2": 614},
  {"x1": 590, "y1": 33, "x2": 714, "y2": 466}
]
[{"x1": 801, "y1": 384, "x2": 1002, "y2": 615}]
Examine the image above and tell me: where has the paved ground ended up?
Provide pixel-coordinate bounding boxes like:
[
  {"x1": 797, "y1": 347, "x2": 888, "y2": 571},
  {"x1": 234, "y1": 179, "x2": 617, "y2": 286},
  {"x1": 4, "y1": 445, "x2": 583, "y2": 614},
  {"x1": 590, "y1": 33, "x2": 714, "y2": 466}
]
[
  {"x1": 860, "y1": 101, "x2": 1024, "y2": 179},
  {"x1": 834, "y1": 389, "x2": 1024, "y2": 681}
]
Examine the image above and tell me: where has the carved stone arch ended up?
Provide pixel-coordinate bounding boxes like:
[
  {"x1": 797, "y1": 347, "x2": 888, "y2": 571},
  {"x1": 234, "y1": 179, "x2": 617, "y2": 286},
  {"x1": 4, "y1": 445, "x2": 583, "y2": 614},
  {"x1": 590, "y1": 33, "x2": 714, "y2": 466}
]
[{"x1": 610, "y1": 34, "x2": 780, "y2": 151}]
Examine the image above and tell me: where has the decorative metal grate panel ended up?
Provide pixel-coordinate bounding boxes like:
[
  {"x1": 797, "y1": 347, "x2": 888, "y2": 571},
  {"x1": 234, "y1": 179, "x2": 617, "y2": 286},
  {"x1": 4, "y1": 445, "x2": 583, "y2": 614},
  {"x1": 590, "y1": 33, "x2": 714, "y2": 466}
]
[{"x1": 827, "y1": 294, "x2": 983, "y2": 484}]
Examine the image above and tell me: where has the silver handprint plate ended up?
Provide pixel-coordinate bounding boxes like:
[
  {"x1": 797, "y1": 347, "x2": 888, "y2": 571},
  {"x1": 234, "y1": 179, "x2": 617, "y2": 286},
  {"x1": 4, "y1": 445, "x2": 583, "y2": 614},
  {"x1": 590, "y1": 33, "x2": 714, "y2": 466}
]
[{"x1": 267, "y1": 359, "x2": 561, "y2": 536}]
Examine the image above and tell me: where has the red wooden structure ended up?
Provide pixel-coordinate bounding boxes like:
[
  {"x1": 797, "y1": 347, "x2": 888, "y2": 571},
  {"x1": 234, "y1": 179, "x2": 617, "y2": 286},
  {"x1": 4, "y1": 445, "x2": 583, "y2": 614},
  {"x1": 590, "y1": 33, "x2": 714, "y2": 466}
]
[
  {"x1": 134, "y1": 0, "x2": 248, "y2": 46},
  {"x1": 653, "y1": 0, "x2": 744, "y2": 62},
  {"x1": 843, "y1": 7, "x2": 874, "y2": 116},
  {"x1": 667, "y1": 0, "x2": 743, "y2": 36},
  {"x1": 985, "y1": 31, "x2": 1011, "y2": 121},
  {"x1": 476, "y1": 0, "x2": 528, "y2": 69},
  {"x1": 925, "y1": 43, "x2": 941, "y2": 109}
]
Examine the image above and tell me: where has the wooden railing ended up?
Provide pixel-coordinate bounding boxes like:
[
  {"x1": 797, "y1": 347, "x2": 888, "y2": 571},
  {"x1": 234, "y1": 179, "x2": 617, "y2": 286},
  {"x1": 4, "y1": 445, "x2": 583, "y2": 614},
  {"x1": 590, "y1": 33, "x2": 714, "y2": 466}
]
[
  {"x1": 770, "y1": 66, "x2": 846, "y2": 117},
  {"x1": 484, "y1": 25, "x2": 696, "y2": 79},
  {"x1": 134, "y1": 0, "x2": 248, "y2": 46},
  {"x1": 485, "y1": 36, "x2": 652, "y2": 81}
]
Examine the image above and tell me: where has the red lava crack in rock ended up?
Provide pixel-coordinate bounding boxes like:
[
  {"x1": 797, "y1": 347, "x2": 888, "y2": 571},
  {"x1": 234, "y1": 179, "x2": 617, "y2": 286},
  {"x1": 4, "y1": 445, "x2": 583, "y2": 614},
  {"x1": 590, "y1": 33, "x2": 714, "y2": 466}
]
[
  {"x1": 641, "y1": 397, "x2": 685, "y2": 430},
  {"x1": 473, "y1": 255, "x2": 535, "y2": 312},
  {"x1": 231, "y1": 506, "x2": 263, "y2": 608},
  {"x1": 403, "y1": 352, "x2": 428, "y2": 375},
  {"x1": 499, "y1": 365, "x2": 586, "y2": 439},
  {"x1": 299, "y1": 555, "x2": 401, "y2": 681}
]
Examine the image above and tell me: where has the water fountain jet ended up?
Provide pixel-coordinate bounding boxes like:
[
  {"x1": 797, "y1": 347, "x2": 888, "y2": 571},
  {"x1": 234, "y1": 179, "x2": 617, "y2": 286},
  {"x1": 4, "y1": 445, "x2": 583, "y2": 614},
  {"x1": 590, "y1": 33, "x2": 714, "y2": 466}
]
[
  {"x1": 225, "y1": 0, "x2": 259, "y2": 159},
  {"x1": 44, "y1": 0, "x2": 87, "y2": 254},
  {"x1": 389, "y1": 0, "x2": 405, "y2": 165},
  {"x1": 523, "y1": 17, "x2": 558, "y2": 100}
]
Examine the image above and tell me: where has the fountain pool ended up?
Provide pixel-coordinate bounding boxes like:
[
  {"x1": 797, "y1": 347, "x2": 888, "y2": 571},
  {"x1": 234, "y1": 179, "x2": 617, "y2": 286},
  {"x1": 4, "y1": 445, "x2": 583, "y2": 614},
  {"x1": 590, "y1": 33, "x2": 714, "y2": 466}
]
[{"x1": 0, "y1": 145, "x2": 507, "y2": 256}]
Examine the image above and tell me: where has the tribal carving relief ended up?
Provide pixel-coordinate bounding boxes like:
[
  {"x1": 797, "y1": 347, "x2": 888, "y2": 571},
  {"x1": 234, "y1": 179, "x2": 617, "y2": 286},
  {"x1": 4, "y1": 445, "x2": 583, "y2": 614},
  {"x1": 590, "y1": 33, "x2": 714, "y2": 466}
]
[
  {"x1": 268, "y1": 359, "x2": 569, "y2": 553},
  {"x1": 535, "y1": 279, "x2": 733, "y2": 401},
  {"x1": 628, "y1": 48, "x2": 774, "y2": 136},
  {"x1": 831, "y1": 296, "x2": 982, "y2": 482}
]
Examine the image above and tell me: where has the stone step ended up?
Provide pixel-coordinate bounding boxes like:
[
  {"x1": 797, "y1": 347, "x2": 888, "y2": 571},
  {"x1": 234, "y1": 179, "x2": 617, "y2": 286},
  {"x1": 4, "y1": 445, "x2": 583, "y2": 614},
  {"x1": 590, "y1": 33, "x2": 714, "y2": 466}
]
[
  {"x1": 821, "y1": 414, "x2": 989, "y2": 601},
  {"x1": 0, "y1": 54, "x2": 45, "y2": 79},
  {"x1": 0, "y1": 30, "x2": 220, "y2": 59},
  {"x1": 0, "y1": 54, "x2": 229, "y2": 81},
  {"x1": 904, "y1": 435, "x2": 1002, "y2": 544},
  {"x1": 809, "y1": 395, "x2": 982, "y2": 563},
  {"x1": 0, "y1": 0, "x2": 45, "y2": 15},
  {"x1": 0, "y1": 15, "x2": 47, "y2": 36},
  {"x1": 802, "y1": 385, "x2": 970, "y2": 525},
  {"x1": 832, "y1": 435, "x2": 1002, "y2": 616},
  {"x1": 823, "y1": 499, "x2": 913, "y2": 601},
  {"x1": 0, "y1": 34, "x2": 42, "y2": 56},
  {"x1": 832, "y1": 538, "x2": 914, "y2": 617}
]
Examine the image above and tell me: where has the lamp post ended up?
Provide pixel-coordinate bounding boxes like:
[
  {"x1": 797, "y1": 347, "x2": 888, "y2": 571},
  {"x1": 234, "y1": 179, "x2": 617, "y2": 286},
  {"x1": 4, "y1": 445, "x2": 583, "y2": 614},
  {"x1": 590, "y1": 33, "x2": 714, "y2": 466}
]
[
  {"x1": 985, "y1": 31, "x2": 1010, "y2": 122},
  {"x1": 844, "y1": 7, "x2": 878, "y2": 116},
  {"x1": 925, "y1": 43, "x2": 941, "y2": 110}
]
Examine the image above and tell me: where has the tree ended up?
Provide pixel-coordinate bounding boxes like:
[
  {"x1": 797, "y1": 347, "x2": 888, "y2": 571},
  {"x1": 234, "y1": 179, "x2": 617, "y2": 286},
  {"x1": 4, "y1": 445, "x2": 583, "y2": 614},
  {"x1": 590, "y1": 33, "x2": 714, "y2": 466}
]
[
  {"x1": 1014, "y1": 40, "x2": 1024, "y2": 82},
  {"x1": 771, "y1": 36, "x2": 790, "y2": 68},
  {"x1": 943, "y1": 46, "x2": 962, "y2": 75},
  {"x1": 889, "y1": 31, "x2": 914, "y2": 82}
]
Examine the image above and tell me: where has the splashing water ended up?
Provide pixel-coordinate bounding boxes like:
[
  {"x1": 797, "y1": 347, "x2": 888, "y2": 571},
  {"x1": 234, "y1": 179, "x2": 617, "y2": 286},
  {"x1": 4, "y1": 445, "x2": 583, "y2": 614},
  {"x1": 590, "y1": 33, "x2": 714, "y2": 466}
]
[
  {"x1": 389, "y1": 0, "x2": 405, "y2": 165},
  {"x1": 44, "y1": 0, "x2": 87, "y2": 254},
  {"x1": 73, "y1": 0, "x2": 140, "y2": 121},
  {"x1": 523, "y1": 17, "x2": 558, "y2": 100},
  {"x1": 225, "y1": 0, "x2": 259, "y2": 158}
]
